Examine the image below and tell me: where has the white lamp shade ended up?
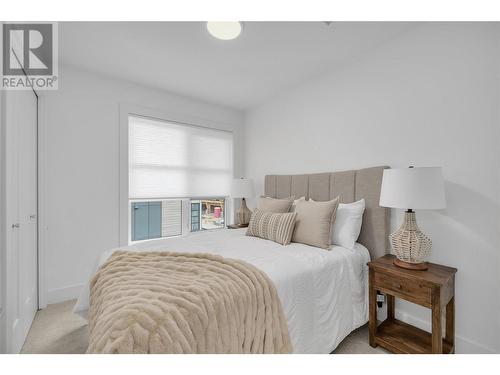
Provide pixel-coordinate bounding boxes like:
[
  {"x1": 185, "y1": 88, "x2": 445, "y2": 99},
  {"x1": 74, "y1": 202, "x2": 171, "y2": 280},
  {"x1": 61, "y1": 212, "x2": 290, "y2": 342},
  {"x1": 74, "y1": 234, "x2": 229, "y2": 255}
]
[
  {"x1": 379, "y1": 167, "x2": 446, "y2": 209},
  {"x1": 231, "y1": 178, "x2": 255, "y2": 198}
]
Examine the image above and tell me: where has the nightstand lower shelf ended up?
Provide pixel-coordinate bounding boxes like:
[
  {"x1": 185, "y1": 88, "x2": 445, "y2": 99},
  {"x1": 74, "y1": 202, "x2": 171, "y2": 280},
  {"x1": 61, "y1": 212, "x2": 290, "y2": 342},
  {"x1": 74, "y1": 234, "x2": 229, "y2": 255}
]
[{"x1": 375, "y1": 318, "x2": 454, "y2": 354}]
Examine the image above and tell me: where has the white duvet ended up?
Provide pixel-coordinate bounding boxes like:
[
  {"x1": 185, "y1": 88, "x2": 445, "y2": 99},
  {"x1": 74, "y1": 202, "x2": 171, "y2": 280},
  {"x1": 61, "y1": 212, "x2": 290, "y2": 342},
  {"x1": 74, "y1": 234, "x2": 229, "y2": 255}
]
[{"x1": 74, "y1": 228, "x2": 370, "y2": 354}]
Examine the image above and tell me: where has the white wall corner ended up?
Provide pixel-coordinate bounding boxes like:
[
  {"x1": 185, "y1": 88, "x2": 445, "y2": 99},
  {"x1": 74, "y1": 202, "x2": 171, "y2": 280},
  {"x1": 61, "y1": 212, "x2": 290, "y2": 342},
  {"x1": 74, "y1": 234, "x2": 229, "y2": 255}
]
[{"x1": 46, "y1": 284, "x2": 84, "y2": 305}]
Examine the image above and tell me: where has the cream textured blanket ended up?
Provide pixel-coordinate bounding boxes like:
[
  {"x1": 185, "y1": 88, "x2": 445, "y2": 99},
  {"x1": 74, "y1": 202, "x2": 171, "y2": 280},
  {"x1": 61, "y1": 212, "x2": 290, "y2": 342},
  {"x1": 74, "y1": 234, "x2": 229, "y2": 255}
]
[{"x1": 87, "y1": 251, "x2": 292, "y2": 354}]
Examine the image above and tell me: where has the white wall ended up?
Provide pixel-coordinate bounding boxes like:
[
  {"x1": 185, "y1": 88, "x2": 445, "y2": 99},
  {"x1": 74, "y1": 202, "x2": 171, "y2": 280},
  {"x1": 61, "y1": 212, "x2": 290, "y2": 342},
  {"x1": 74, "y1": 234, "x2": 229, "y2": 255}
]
[
  {"x1": 39, "y1": 65, "x2": 244, "y2": 305},
  {"x1": 244, "y1": 23, "x2": 500, "y2": 353}
]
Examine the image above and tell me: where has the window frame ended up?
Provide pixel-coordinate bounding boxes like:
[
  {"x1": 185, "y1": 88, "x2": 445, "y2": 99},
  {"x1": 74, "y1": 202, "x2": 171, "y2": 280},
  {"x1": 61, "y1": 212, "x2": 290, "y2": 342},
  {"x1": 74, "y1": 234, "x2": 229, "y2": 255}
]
[{"x1": 119, "y1": 104, "x2": 236, "y2": 246}]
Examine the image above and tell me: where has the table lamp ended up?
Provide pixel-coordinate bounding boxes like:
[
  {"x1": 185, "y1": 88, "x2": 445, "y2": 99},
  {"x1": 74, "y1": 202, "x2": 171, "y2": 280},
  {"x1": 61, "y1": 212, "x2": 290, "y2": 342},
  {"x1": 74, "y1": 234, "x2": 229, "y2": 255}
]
[
  {"x1": 379, "y1": 166, "x2": 446, "y2": 270},
  {"x1": 231, "y1": 178, "x2": 255, "y2": 225}
]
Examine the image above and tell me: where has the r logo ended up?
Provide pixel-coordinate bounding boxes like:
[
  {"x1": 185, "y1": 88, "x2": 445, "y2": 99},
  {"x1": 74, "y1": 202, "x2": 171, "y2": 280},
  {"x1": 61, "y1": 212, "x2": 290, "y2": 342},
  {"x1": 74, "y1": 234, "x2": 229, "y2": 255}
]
[{"x1": 3, "y1": 23, "x2": 53, "y2": 76}]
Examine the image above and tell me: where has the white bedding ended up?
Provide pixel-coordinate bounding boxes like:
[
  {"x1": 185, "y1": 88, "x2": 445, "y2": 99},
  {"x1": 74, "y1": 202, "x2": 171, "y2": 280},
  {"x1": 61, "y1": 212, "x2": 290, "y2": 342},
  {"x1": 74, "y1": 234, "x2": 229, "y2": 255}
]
[{"x1": 74, "y1": 228, "x2": 370, "y2": 354}]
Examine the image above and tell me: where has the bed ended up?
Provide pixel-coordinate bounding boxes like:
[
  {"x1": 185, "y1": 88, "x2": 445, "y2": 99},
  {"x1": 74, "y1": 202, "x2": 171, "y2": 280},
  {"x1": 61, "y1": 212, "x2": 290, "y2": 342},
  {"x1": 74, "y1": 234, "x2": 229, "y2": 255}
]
[{"x1": 74, "y1": 166, "x2": 389, "y2": 353}]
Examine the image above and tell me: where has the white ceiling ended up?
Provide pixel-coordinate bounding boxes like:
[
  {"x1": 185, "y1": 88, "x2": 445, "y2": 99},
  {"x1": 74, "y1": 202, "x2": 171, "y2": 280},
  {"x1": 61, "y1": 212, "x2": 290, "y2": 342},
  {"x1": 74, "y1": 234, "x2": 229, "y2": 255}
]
[{"x1": 59, "y1": 22, "x2": 419, "y2": 109}]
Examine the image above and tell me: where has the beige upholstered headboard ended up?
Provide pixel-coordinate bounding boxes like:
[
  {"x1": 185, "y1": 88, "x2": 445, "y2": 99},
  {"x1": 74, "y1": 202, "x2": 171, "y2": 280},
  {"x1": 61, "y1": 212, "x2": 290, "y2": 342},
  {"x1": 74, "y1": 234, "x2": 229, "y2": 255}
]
[{"x1": 264, "y1": 166, "x2": 390, "y2": 260}]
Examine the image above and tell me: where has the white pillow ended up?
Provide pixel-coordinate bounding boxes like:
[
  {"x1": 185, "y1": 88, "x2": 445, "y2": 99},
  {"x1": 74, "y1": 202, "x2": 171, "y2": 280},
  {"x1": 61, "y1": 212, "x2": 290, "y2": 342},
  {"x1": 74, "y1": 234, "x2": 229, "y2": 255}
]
[
  {"x1": 331, "y1": 199, "x2": 365, "y2": 249},
  {"x1": 291, "y1": 196, "x2": 306, "y2": 210}
]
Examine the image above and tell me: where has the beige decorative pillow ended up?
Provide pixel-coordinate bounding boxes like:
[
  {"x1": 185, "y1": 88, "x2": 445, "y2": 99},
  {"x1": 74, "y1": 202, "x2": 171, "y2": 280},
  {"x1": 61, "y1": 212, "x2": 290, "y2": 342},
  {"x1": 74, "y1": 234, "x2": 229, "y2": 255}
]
[
  {"x1": 257, "y1": 196, "x2": 294, "y2": 213},
  {"x1": 291, "y1": 197, "x2": 340, "y2": 249},
  {"x1": 246, "y1": 209, "x2": 298, "y2": 245}
]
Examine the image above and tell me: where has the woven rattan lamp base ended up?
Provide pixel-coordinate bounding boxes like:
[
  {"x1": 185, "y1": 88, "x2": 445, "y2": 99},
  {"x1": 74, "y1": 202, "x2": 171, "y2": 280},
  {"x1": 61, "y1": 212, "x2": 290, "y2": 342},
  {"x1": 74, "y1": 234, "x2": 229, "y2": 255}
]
[
  {"x1": 390, "y1": 210, "x2": 431, "y2": 271},
  {"x1": 393, "y1": 258, "x2": 428, "y2": 270}
]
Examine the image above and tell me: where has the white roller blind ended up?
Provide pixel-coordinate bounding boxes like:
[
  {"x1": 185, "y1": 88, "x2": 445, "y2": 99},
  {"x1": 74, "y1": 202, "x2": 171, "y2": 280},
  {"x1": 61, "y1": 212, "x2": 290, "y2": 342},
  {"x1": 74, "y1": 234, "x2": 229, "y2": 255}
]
[{"x1": 129, "y1": 116, "x2": 233, "y2": 199}]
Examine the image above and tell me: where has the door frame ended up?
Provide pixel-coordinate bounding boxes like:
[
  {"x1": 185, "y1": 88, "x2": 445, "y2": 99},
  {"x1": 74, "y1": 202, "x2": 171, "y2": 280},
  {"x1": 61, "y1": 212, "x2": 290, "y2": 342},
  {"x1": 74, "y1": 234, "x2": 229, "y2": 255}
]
[
  {"x1": 0, "y1": 76, "x2": 7, "y2": 354},
  {"x1": 37, "y1": 94, "x2": 47, "y2": 309},
  {"x1": 0, "y1": 86, "x2": 40, "y2": 353}
]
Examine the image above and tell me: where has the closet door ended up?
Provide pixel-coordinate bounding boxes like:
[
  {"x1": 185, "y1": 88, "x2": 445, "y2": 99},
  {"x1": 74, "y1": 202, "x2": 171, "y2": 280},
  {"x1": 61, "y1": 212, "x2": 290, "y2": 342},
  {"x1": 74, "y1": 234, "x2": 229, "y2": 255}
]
[{"x1": 5, "y1": 89, "x2": 38, "y2": 353}]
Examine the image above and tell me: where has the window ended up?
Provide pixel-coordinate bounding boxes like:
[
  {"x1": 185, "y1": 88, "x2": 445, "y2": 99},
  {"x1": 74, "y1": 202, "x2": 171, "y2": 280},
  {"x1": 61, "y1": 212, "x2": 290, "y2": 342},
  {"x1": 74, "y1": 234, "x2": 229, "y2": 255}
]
[
  {"x1": 190, "y1": 198, "x2": 225, "y2": 231},
  {"x1": 128, "y1": 115, "x2": 233, "y2": 242}
]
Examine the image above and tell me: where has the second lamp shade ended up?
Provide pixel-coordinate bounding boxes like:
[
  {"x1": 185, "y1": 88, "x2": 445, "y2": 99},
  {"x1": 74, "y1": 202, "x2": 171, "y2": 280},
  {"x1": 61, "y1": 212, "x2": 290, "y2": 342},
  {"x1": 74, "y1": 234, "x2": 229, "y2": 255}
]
[{"x1": 379, "y1": 167, "x2": 446, "y2": 210}]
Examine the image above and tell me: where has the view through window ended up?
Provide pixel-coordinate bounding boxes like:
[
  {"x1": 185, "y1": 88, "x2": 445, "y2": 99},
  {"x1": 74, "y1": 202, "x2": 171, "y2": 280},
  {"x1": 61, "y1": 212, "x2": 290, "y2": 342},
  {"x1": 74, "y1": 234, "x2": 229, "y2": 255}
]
[
  {"x1": 131, "y1": 199, "x2": 182, "y2": 241},
  {"x1": 131, "y1": 198, "x2": 225, "y2": 241},
  {"x1": 190, "y1": 199, "x2": 225, "y2": 231}
]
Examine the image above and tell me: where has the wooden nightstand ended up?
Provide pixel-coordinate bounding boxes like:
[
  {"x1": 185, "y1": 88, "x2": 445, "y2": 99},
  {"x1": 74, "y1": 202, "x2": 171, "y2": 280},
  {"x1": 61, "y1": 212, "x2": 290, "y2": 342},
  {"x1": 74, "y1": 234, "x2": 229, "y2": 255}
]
[
  {"x1": 368, "y1": 254, "x2": 457, "y2": 354},
  {"x1": 227, "y1": 224, "x2": 248, "y2": 229}
]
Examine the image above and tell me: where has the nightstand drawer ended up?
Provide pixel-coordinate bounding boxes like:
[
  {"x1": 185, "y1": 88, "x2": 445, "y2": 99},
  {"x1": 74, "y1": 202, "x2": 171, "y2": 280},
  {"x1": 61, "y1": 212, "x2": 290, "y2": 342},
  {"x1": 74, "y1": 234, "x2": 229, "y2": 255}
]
[{"x1": 374, "y1": 272, "x2": 431, "y2": 307}]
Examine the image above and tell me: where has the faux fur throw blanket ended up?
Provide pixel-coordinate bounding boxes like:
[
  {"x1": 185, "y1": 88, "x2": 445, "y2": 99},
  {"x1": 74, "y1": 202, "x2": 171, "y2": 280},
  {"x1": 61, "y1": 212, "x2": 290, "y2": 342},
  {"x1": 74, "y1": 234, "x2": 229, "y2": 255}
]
[{"x1": 87, "y1": 251, "x2": 292, "y2": 354}]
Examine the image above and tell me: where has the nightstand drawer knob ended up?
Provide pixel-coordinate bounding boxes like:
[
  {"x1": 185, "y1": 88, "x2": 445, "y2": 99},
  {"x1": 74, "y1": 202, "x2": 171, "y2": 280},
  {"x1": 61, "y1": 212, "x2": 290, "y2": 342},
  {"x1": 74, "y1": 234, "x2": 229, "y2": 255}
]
[{"x1": 393, "y1": 282, "x2": 402, "y2": 289}]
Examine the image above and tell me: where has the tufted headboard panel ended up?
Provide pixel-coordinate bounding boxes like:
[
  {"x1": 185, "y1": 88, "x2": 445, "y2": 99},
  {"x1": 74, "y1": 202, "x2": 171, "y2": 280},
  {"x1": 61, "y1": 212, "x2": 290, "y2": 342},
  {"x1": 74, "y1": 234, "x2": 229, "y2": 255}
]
[{"x1": 264, "y1": 166, "x2": 389, "y2": 260}]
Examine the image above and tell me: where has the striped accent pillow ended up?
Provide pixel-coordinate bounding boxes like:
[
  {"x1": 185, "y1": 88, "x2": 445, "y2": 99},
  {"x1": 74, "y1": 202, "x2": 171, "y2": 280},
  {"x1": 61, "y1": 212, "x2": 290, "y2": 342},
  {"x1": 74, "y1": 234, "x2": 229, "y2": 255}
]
[{"x1": 246, "y1": 209, "x2": 297, "y2": 245}]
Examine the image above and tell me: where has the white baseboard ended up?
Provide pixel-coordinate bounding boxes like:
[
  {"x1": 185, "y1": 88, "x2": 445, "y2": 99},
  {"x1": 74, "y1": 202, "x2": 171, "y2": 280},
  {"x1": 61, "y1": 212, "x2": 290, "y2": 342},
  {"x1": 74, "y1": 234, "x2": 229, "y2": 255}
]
[
  {"x1": 0, "y1": 308, "x2": 5, "y2": 353},
  {"x1": 44, "y1": 285, "x2": 496, "y2": 353},
  {"x1": 46, "y1": 283, "x2": 84, "y2": 305},
  {"x1": 395, "y1": 309, "x2": 496, "y2": 354}
]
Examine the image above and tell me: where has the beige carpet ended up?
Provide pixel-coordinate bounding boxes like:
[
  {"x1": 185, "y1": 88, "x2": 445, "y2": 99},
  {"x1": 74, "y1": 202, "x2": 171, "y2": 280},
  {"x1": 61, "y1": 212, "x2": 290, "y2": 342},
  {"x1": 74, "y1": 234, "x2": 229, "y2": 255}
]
[
  {"x1": 21, "y1": 300, "x2": 89, "y2": 354},
  {"x1": 21, "y1": 300, "x2": 388, "y2": 354}
]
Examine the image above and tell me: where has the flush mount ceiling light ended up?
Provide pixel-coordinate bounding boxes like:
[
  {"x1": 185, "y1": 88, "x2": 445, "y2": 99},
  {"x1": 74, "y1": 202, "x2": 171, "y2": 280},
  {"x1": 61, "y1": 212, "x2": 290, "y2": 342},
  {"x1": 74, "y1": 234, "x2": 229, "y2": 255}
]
[{"x1": 206, "y1": 22, "x2": 242, "y2": 40}]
